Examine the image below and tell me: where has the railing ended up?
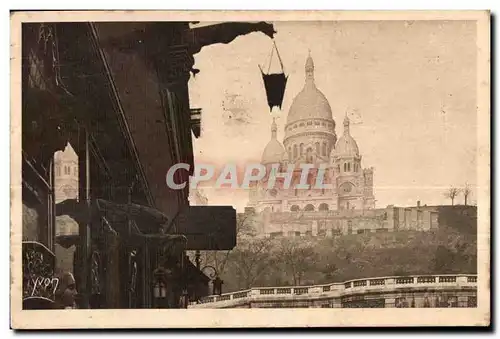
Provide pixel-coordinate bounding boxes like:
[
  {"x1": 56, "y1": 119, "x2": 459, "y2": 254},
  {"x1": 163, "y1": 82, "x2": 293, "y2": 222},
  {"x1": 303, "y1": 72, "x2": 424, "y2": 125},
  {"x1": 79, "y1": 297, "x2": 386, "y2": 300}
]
[{"x1": 189, "y1": 274, "x2": 478, "y2": 308}]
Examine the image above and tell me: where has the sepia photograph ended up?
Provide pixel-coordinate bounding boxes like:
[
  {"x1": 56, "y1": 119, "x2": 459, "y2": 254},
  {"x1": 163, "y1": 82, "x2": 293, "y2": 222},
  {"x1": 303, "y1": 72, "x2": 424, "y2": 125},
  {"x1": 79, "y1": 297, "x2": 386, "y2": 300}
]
[{"x1": 10, "y1": 10, "x2": 490, "y2": 328}]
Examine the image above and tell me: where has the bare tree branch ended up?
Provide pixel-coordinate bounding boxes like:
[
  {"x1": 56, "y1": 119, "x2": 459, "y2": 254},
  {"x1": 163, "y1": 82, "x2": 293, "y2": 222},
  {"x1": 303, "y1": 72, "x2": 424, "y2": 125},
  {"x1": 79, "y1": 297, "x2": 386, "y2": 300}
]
[
  {"x1": 443, "y1": 186, "x2": 461, "y2": 206},
  {"x1": 463, "y1": 183, "x2": 472, "y2": 206}
]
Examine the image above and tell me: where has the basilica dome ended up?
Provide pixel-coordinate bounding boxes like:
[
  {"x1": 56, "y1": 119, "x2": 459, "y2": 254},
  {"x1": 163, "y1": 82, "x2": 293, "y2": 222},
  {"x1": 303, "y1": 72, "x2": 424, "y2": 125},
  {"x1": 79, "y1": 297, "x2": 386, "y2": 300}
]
[
  {"x1": 286, "y1": 55, "x2": 334, "y2": 125},
  {"x1": 334, "y1": 116, "x2": 360, "y2": 157},
  {"x1": 262, "y1": 118, "x2": 285, "y2": 164}
]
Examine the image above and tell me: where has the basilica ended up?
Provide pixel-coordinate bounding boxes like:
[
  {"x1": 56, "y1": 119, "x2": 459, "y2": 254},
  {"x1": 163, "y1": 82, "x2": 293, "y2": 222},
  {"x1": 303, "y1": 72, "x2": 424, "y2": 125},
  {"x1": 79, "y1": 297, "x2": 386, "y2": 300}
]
[{"x1": 248, "y1": 54, "x2": 375, "y2": 216}]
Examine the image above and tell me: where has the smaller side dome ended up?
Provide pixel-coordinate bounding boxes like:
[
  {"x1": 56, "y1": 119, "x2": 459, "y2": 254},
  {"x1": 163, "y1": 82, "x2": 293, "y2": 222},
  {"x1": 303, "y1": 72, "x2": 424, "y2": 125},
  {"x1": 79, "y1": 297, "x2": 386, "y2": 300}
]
[
  {"x1": 334, "y1": 116, "x2": 360, "y2": 157},
  {"x1": 262, "y1": 118, "x2": 285, "y2": 164}
]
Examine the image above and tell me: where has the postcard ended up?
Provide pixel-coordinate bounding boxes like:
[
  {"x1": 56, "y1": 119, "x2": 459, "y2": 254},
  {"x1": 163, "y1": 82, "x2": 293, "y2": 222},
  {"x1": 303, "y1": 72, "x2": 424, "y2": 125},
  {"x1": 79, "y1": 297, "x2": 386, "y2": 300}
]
[{"x1": 10, "y1": 10, "x2": 490, "y2": 328}]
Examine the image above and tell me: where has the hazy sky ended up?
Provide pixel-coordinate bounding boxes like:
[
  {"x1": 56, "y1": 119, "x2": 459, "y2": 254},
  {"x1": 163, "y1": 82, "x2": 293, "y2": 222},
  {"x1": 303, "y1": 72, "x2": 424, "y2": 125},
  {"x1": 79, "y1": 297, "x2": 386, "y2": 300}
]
[{"x1": 188, "y1": 20, "x2": 478, "y2": 212}]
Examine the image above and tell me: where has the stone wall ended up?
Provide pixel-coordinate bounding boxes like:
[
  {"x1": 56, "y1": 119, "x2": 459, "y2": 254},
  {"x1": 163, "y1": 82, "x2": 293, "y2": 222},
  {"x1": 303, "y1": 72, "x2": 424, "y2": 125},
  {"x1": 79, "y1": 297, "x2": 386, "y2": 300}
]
[{"x1": 246, "y1": 204, "x2": 473, "y2": 237}]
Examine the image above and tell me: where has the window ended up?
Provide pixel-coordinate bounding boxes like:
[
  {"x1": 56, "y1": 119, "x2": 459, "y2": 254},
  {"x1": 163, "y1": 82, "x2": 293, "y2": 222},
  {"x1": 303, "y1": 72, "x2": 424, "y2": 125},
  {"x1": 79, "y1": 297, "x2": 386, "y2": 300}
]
[
  {"x1": 300, "y1": 143, "x2": 304, "y2": 156},
  {"x1": 322, "y1": 142, "x2": 327, "y2": 156},
  {"x1": 56, "y1": 166, "x2": 61, "y2": 176},
  {"x1": 304, "y1": 204, "x2": 314, "y2": 211},
  {"x1": 315, "y1": 142, "x2": 320, "y2": 155},
  {"x1": 290, "y1": 205, "x2": 300, "y2": 212},
  {"x1": 347, "y1": 163, "x2": 351, "y2": 172},
  {"x1": 340, "y1": 183, "x2": 353, "y2": 193},
  {"x1": 293, "y1": 145, "x2": 298, "y2": 159},
  {"x1": 295, "y1": 231, "x2": 301, "y2": 237},
  {"x1": 319, "y1": 203, "x2": 329, "y2": 211},
  {"x1": 344, "y1": 163, "x2": 347, "y2": 172},
  {"x1": 347, "y1": 221, "x2": 353, "y2": 234}
]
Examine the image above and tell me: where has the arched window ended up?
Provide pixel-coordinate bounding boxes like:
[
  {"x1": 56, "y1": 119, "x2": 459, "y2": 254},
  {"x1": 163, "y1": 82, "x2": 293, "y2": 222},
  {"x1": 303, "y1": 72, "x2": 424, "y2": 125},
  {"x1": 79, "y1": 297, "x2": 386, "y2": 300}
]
[
  {"x1": 293, "y1": 145, "x2": 298, "y2": 159},
  {"x1": 347, "y1": 163, "x2": 351, "y2": 172},
  {"x1": 346, "y1": 201, "x2": 350, "y2": 210},
  {"x1": 304, "y1": 204, "x2": 315, "y2": 211},
  {"x1": 322, "y1": 142, "x2": 327, "y2": 156},
  {"x1": 306, "y1": 147, "x2": 313, "y2": 163},
  {"x1": 319, "y1": 203, "x2": 329, "y2": 211},
  {"x1": 300, "y1": 143, "x2": 304, "y2": 156},
  {"x1": 344, "y1": 163, "x2": 347, "y2": 172},
  {"x1": 56, "y1": 165, "x2": 61, "y2": 176},
  {"x1": 315, "y1": 142, "x2": 320, "y2": 155},
  {"x1": 290, "y1": 205, "x2": 300, "y2": 212}
]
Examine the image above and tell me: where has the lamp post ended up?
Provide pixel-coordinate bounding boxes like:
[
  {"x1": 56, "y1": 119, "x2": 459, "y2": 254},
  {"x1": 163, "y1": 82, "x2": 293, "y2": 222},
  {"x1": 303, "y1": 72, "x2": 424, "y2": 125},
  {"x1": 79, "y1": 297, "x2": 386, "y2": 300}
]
[{"x1": 201, "y1": 265, "x2": 224, "y2": 296}]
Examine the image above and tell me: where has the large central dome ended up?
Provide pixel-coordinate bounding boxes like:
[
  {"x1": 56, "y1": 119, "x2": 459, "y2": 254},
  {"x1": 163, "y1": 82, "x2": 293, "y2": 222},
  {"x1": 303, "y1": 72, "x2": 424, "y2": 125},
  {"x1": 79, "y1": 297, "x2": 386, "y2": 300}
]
[{"x1": 286, "y1": 55, "x2": 334, "y2": 125}]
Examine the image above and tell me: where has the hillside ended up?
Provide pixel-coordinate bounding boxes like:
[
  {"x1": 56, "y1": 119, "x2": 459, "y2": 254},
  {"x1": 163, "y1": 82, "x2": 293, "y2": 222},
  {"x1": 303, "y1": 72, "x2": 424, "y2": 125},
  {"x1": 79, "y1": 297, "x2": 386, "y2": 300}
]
[{"x1": 212, "y1": 206, "x2": 477, "y2": 292}]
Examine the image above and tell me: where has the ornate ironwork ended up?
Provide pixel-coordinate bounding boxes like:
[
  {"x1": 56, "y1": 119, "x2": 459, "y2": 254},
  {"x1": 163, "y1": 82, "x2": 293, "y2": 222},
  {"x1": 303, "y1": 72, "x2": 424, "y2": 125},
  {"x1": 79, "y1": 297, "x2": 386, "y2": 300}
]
[
  {"x1": 201, "y1": 265, "x2": 217, "y2": 280},
  {"x1": 129, "y1": 250, "x2": 138, "y2": 293},
  {"x1": 90, "y1": 250, "x2": 101, "y2": 295}
]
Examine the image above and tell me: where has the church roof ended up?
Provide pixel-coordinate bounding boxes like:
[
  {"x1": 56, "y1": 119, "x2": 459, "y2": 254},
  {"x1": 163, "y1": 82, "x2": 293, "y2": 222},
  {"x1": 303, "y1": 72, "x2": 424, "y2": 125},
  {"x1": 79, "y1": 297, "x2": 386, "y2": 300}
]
[
  {"x1": 334, "y1": 116, "x2": 360, "y2": 157},
  {"x1": 262, "y1": 118, "x2": 285, "y2": 164},
  {"x1": 286, "y1": 54, "x2": 334, "y2": 125}
]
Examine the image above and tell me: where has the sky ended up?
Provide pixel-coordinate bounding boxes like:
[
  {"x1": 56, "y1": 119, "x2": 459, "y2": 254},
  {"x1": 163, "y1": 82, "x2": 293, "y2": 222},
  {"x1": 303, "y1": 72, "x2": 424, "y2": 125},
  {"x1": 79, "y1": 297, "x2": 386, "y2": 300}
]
[{"x1": 188, "y1": 20, "x2": 478, "y2": 212}]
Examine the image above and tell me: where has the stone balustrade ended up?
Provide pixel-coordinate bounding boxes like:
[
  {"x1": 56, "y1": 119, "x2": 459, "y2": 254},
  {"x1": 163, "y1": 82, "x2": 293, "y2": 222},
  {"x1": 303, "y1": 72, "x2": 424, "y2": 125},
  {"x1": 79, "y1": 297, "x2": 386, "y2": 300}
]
[{"x1": 189, "y1": 274, "x2": 477, "y2": 308}]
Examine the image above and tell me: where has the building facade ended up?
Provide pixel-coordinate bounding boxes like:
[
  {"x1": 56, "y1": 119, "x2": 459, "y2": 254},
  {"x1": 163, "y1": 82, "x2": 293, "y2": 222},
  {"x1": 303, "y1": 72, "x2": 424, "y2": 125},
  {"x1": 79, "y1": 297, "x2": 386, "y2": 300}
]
[
  {"x1": 245, "y1": 202, "x2": 445, "y2": 238},
  {"x1": 249, "y1": 55, "x2": 376, "y2": 236},
  {"x1": 21, "y1": 21, "x2": 276, "y2": 309}
]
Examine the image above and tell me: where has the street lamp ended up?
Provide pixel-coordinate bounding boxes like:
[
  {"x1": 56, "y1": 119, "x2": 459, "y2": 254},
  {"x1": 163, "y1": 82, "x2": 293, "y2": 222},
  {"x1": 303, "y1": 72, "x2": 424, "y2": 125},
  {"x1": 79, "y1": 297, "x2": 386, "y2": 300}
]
[
  {"x1": 153, "y1": 267, "x2": 171, "y2": 308},
  {"x1": 201, "y1": 265, "x2": 224, "y2": 296},
  {"x1": 212, "y1": 276, "x2": 224, "y2": 296},
  {"x1": 153, "y1": 280, "x2": 167, "y2": 299}
]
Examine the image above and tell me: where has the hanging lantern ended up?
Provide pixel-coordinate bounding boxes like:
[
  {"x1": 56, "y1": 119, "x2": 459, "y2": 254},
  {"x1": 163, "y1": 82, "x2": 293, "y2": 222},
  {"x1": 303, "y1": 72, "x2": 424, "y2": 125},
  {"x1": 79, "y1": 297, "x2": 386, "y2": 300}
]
[
  {"x1": 212, "y1": 276, "x2": 224, "y2": 296},
  {"x1": 259, "y1": 41, "x2": 288, "y2": 112}
]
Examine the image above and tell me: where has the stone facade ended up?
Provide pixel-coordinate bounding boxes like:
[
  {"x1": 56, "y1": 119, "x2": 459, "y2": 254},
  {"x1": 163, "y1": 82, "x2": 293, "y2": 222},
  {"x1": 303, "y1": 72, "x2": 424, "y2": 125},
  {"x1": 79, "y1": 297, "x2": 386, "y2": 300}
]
[
  {"x1": 245, "y1": 202, "x2": 440, "y2": 237},
  {"x1": 249, "y1": 54, "x2": 376, "y2": 236}
]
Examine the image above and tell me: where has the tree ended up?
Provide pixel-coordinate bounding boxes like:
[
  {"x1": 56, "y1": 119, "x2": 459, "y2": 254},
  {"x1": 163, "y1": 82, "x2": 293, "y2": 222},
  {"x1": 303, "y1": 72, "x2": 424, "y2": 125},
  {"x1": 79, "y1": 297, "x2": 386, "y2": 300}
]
[
  {"x1": 463, "y1": 183, "x2": 472, "y2": 206},
  {"x1": 227, "y1": 237, "x2": 274, "y2": 289},
  {"x1": 274, "y1": 238, "x2": 319, "y2": 286},
  {"x1": 443, "y1": 187, "x2": 461, "y2": 206}
]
